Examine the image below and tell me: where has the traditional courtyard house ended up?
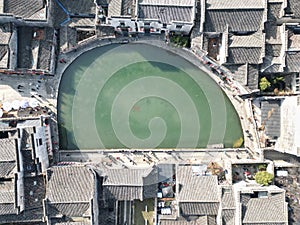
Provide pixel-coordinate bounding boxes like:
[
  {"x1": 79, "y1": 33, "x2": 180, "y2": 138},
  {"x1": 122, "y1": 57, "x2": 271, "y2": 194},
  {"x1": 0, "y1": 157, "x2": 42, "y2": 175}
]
[
  {"x1": 94, "y1": 165, "x2": 157, "y2": 225},
  {"x1": 176, "y1": 165, "x2": 220, "y2": 222},
  {"x1": 137, "y1": 0, "x2": 196, "y2": 35},
  {"x1": 234, "y1": 184, "x2": 288, "y2": 225},
  {"x1": 44, "y1": 165, "x2": 98, "y2": 225},
  {"x1": 103, "y1": 0, "x2": 136, "y2": 35},
  {"x1": 101, "y1": 166, "x2": 158, "y2": 201}
]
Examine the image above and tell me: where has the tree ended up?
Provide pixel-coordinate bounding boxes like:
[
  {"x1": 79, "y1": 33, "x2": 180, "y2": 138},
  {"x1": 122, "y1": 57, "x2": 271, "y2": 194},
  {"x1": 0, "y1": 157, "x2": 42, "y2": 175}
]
[
  {"x1": 233, "y1": 137, "x2": 244, "y2": 148},
  {"x1": 259, "y1": 77, "x2": 271, "y2": 91},
  {"x1": 255, "y1": 171, "x2": 274, "y2": 186}
]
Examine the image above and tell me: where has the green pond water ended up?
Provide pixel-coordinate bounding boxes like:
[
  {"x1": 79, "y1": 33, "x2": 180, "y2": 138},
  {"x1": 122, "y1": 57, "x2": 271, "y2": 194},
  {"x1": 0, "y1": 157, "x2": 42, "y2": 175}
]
[{"x1": 57, "y1": 43, "x2": 243, "y2": 149}]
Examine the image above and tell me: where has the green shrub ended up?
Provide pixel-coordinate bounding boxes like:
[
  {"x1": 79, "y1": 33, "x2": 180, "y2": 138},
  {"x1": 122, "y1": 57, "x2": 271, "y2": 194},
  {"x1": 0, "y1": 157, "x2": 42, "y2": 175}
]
[
  {"x1": 233, "y1": 137, "x2": 244, "y2": 148},
  {"x1": 257, "y1": 164, "x2": 267, "y2": 171},
  {"x1": 255, "y1": 171, "x2": 274, "y2": 186},
  {"x1": 259, "y1": 77, "x2": 271, "y2": 91}
]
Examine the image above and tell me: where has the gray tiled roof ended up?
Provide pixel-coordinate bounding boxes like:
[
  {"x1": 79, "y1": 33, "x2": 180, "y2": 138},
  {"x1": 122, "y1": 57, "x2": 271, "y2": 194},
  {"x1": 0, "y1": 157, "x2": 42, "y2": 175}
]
[
  {"x1": 158, "y1": 164, "x2": 174, "y2": 182},
  {"x1": 247, "y1": 64, "x2": 259, "y2": 90},
  {"x1": 221, "y1": 187, "x2": 235, "y2": 209},
  {"x1": 58, "y1": 0, "x2": 96, "y2": 14},
  {"x1": 285, "y1": 51, "x2": 300, "y2": 73},
  {"x1": 103, "y1": 166, "x2": 155, "y2": 186},
  {"x1": 51, "y1": 0, "x2": 69, "y2": 28},
  {"x1": 0, "y1": 32, "x2": 11, "y2": 45},
  {"x1": 102, "y1": 166, "x2": 157, "y2": 200},
  {"x1": 225, "y1": 64, "x2": 247, "y2": 85},
  {"x1": 227, "y1": 47, "x2": 262, "y2": 64},
  {"x1": 17, "y1": 26, "x2": 34, "y2": 69},
  {"x1": 288, "y1": 0, "x2": 300, "y2": 18},
  {"x1": 0, "y1": 45, "x2": 8, "y2": 62},
  {"x1": 180, "y1": 202, "x2": 220, "y2": 216},
  {"x1": 160, "y1": 219, "x2": 198, "y2": 225},
  {"x1": 52, "y1": 222, "x2": 91, "y2": 225},
  {"x1": 265, "y1": 21, "x2": 281, "y2": 43},
  {"x1": 160, "y1": 216, "x2": 216, "y2": 225},
  {"x1": 69, "y1": 18, "x2": 95, "y2": 28},
  {"x1": 0, "y1": 139, "x2": 17, "y2": 162},
  {"x1": 0, "y1": 162, "x2": 16, "y2": 178},
  {"x1": 262, "y1": 64, "x2": 281, "y2": 73},
  {"x1": 0, "y1": 181, "x2": 15, "y2": 204},
  {"x1": 47, "y1": 203, "x2": 90, "y2": 217},
  {"x1": 177, "y1": 165, "x2": 219, "y2": 202},
  {"x1": 268, "y1": 2, "x2": 282, "y2": 21},
  {"x1": 261, "y1": 100, "x2": 281, "y2": 139},
  {"x1": 229, "y1": 32, "x2": 263, "y2": 48},
  {"x1": 0, "y1": 203, "x2": 17, "y2": 216},
  {"x1": 3, "y1": 0, "x2": 45, "y2": 19},
  {"x1": 121, "y1": 0, "x2": 135, "y2": 16},
  {"x1": 46, "y1": 166, "x2": 94, "y2": 203},
  {"x1": 0, "y1": 207, "x2": 44, "y2": 223},
  {"x1": 37, "y1": 27, "x2": 55, "y2": 71},
  {"x1": 138, "y1": 5, "x2": 193, "y2": 24},
  {"x1": 139, "y1": 0, "x2": 194, "y2": 6},
  {"x1": 266, "y1": 44, "x2": 282, "y2": 57},
  {"x1": 204, "y1": 9, "x2": 264, "y2": 33},
  {"x1": 198, "y1": 216, "x2": 217, "y2": 225},
  {"x1": 108, "y1": 0, "x2": 122, "y2": 17},
  {"x1": 242, "y1": 192, "x2": 287, "y2": 223},
  {"x1": 0, "y1": 181, "x2": 17, "y2": 216},
  {"x1": 206, "y1": 0, "x2": 264, "y2": 9},
  {"x1": 222, "y1": 209, "x2": 235, "y2": 225},
  {"x1": 103, "y1": 185, "x2": 142, "y2": 200}
]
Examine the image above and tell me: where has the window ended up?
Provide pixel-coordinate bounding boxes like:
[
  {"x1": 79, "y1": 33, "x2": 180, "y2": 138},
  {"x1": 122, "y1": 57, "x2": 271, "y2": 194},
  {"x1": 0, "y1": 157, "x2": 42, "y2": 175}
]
[
  {"x1": 176, "y1": 25, "x2": 183, "y2": 29},
  {"x1": 38, "y1": 138, "x2": 43, "y2": 146}
]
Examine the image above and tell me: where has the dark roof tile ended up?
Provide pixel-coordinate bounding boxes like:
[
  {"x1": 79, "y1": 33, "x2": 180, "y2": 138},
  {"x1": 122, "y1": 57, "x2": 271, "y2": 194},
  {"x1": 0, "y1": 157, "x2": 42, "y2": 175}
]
[
  {"x1": 138, "y1": 5, "x2": 193, "y2": 24},
  {"x1": 204, "y1": 9, "x2": 264, "y2": 33}
]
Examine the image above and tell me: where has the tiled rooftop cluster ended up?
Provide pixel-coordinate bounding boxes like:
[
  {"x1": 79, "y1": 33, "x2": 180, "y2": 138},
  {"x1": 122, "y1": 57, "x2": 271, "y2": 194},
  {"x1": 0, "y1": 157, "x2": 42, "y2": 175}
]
[
  {"x1": 0, "y1": 118, "x2": 51, "y2": 224},
  {"x1": 0, "y1": 128, "x2": 290, "y2": 225},
  {"x1": 190, "y1": 0, "x2": 300, "y2": 93},
  {"x1": 70, "y1": 163, "x2": 280, "y2": 225}
]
